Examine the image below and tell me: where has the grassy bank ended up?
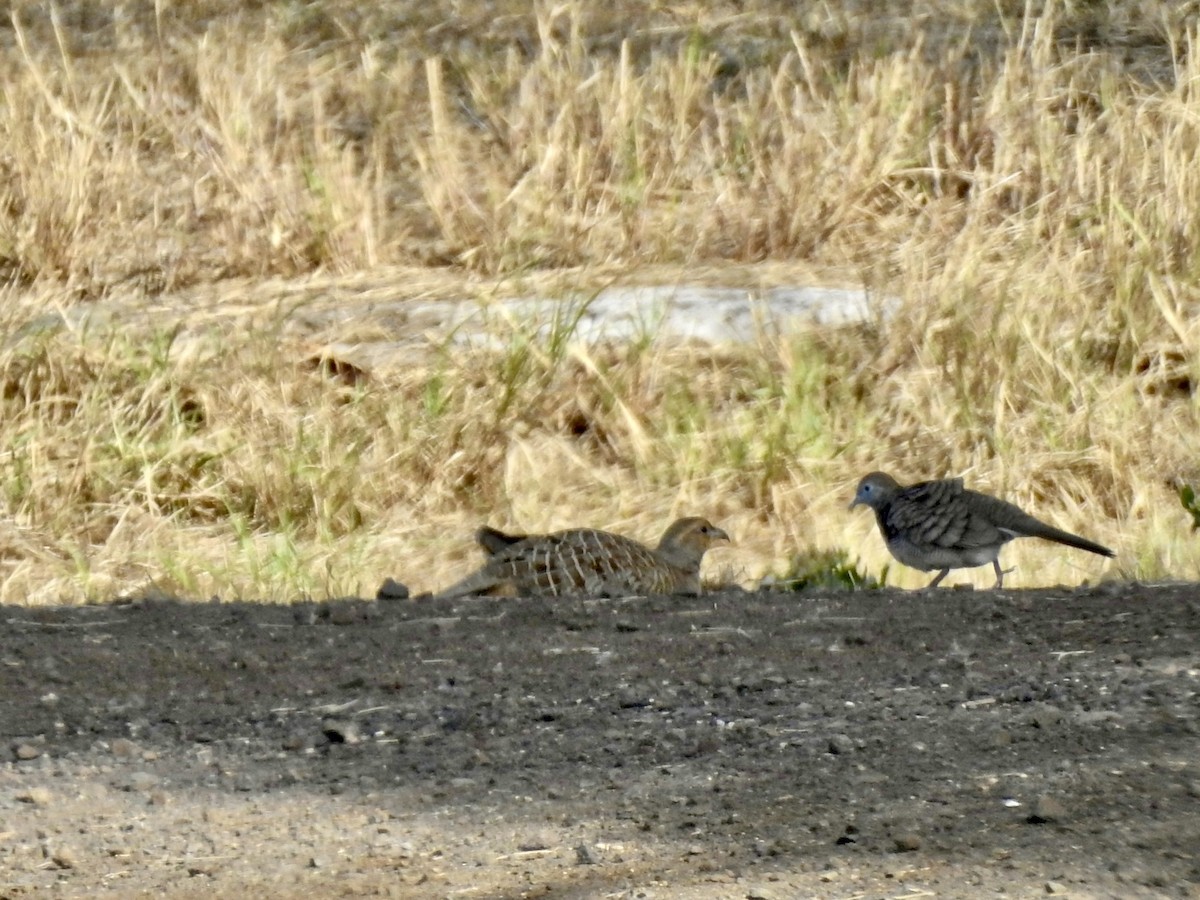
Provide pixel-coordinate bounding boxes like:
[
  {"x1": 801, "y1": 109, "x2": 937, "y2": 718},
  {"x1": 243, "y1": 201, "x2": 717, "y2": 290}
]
[{"x1": 0, "y1": 1, "x2": 1196, "y2": 601}]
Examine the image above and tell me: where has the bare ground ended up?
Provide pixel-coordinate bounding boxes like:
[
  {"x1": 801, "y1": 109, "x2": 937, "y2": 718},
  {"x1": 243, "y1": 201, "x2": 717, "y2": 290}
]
[{"x1": 2, "y1": 584, "x2": 1198, "y2": 899}]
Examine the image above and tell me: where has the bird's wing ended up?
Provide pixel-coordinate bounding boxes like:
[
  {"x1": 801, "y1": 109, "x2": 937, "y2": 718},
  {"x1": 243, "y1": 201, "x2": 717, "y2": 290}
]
[{"x1": 885, "y1": 479, "x2": 1007, "y2": 551}]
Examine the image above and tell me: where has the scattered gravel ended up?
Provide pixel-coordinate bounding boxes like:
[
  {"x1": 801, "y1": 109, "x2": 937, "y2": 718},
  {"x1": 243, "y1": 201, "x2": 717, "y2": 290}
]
[{"x1": 0, "y1": 585, "x2": 1198, "y2": 897}]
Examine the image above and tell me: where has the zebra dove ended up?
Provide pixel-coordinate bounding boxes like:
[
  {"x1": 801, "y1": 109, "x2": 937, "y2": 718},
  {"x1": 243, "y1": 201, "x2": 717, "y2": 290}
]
[
  {"x1": 849, "y1": 471, "x2": 1114, "y2": 588},
  {"x1": 434, "y1": 517, "x2": 730, "y2": 599}
]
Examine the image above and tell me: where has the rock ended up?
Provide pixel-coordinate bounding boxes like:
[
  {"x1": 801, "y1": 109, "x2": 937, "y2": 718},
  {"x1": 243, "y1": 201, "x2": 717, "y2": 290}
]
[
  {"x1": 893, "y1": 832, "x2": 922, "y2": 852},
  {"x1": 321, "y1": 719, "x2": 360, "y2": 744},
  {"x1": 123, "y1": 771, "x2": 158, "y2": 792},
  {"x1": 50, "y1": 847, "x2": 79, "y2": 869},
  {"x1": 13, "y1": 742, "x2": 42, "y2": 761},
  {"x1": 1029, "y1": 706, "x2": 1064, "y2": 730},
  {"x1": 574, "y1": 843, "x2": 596, "y2": 865},
  {"x1": 17, "y1": 787, "x2": 53, "y2": 806},
  {"x1": 328, "y1": 602, "x2": 361, "y2": 626},
  {"x1": 293, "y1": 606, "x2": 319, "y2": 626},
  {"x1": 1027, "y1": 795, "x2": 1067, "y2": 824},
  {"x1": 1044, "y1": 881, "x2": 1067, "y2": 894},
  {"x1": 746, "y1": 886, "x2": 779, "y2": 899},
  {"x1": 110, "y1": 738, "x2": 139, "y2": 759},
  {"x1": 377, "y1": 578, "x2": 410, "y2": 601},
  {"x1": 828, "y1": 734, "x2": 854, "y2": 755},
  {"x1": 517, "y1": 832, "x2": 554, "y2": 852}
]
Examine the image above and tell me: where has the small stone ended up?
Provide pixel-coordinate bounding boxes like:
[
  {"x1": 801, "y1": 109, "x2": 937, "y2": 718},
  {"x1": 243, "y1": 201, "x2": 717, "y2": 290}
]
[
  {"x1": 321, "y1": 719, "x2": 359, "y2": 745},
  {"x1": 328, "y1": 603, "x2": 361, "y2": 626},
  {"x1": 574, "y1": 843, "x2": 596, "y2": 865},
  {"x1": 17, "y1": 787, "x2": 53, "y2": 806},
  {"x1": 827, "y1": 734, "x2": 854, "y2": 755},
  {"x1": 123, "y1": 772, "x2": 158, "y2": 792},
  {"x1": 50, "y1": 847, "x2": 79, "y2": 869},
  {"x1": 747, "y1": 887, "x2": 779, "y2": 900},
  {"x1": 1044, "y1": 881, "x2": 1067, "y2": 894},
  {"x1": 1027, "y1": 795, "x2": 1066, "y2": 824},
  {"x1": 1029, "y1": 706, "x2": 1063, "y2": 730},
  {"x1": 893, "y1": 833, "x2": 922, "y2": 852},
  {"x1": 13, "y1": 743, "x2": 42, "y2": 761},
  {"x1": 517, "y1": 832, "x2": 553, "y2": 852},
  {"x1": 376, "y1": 578, "x2": 410, "y2": 601},
  {"x1": 293, "y1": 606, "x2": 318, "y2": 626},
  {"x1": 110, "y1": 738, "x2": 139, "y2": 759}
]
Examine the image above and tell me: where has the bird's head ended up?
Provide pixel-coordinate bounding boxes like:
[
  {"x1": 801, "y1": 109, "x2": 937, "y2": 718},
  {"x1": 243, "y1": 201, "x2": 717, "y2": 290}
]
[
  {"x1": 658, "y1": 517, "x2": 731, "y2": 565},
  {"x1": 849, "y1": 471, "x2": 902, "y2": 512}
]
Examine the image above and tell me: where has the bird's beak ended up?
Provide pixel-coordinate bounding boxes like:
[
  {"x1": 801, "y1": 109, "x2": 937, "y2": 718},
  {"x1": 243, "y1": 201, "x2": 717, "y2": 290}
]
[
  {"x1": 847, "y1": 497, "x2": 861, "y2": 511},
  {"x1": 712, "y1": 527, "x2": 731, "y2": 544}
]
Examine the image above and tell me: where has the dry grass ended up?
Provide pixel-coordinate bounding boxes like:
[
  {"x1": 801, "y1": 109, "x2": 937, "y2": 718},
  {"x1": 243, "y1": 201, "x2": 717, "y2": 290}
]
[{"x1": 1, "y1": 0, "x2": 1198, "y2": 602}]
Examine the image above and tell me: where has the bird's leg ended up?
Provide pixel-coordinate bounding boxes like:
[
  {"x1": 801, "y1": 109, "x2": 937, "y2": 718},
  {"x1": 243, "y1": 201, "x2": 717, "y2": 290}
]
[
  {"x1": 992, "y1": 560, "x2": 1016, "y2": 589},
  {"x1": 927, "y1": 569, "x2": 949, "y2": 588}
]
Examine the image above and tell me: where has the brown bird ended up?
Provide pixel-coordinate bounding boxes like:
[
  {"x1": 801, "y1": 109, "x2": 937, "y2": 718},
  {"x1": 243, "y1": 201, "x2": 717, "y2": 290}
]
[
  {"x1": 434, "y1": 517, "x2": 730, "y2": 599},
  {"x1": 849, "y1": 471, "x2": 1114, "y2": 588}
]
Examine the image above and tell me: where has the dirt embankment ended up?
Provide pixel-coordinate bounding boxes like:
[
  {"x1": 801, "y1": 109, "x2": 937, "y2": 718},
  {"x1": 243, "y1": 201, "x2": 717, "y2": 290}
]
[{"x1": 2, "y1": 584, "x2": 1198, "y2": 898}]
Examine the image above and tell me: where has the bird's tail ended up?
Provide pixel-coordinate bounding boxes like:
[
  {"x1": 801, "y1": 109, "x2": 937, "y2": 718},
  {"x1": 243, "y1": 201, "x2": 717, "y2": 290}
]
[{"x1": 1032, "y1": 523, "x2": 1115, "y2": 558}]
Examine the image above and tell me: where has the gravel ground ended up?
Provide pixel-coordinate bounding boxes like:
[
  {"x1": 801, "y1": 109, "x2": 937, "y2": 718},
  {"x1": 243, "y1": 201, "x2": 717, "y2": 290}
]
[{"x1": 2, "y1": 584, "x2": 1198, "y2": 899}]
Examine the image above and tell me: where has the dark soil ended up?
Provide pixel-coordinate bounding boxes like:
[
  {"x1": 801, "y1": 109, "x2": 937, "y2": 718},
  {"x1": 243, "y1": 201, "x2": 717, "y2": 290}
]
[{"x1": 2, "y1": 584, "x2": 1199, "y2": 899}]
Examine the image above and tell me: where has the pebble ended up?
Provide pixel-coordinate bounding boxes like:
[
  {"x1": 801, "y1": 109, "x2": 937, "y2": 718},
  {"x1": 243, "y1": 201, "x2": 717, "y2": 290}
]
[
  {"x1": 746, "y1": 887, "x2": 778, "y2": 900},
  {"x1": 50, "y1": 847, "x2": 79, "y2": 869},
  {"x1": 123, "y1": 771, "x2": 158, "y2": 792},
  {"x1": 1044, "y1": 881, "x2": 1067, "y2": 894},
  {"x1": 110, "y1": 738, "x2": 139, "y2": 759},
  {"x1": 328, "y1": 603, "x2": 362, "y2": 626},
  {"x1": 321, "y1": 719, "x2": 360, "y2": 744},
  {"x1": 1027, "y1": 795, "x2": 1066, "y2": 824},
  {"x1": 827, "y1": 734, "x2": 854, "y2": 755},
  {"x1": 377, "y1": 578, "x2": 410, "y2": 601},
  {"x1": 517, "y1": 832, "x2": 553, "y2": 852},
  {"x1": 574, "y1": 843, "x2": 596, "y2": 865},
  {"x1": 13, "y1": 743, "x2": 42, "y2": 761},
  {"x1": 17, "y1": 787, "x2": 53, "y2": 806},
  {"x1": 1029, "y1": 706, "x2": 1063, "y2": 730},
  {"x1": 293, "y1": 606, "x2": 319, "y2": 626},
  {"x1": 893, "y1": 833, "x2": 922, "y2": 852}
]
